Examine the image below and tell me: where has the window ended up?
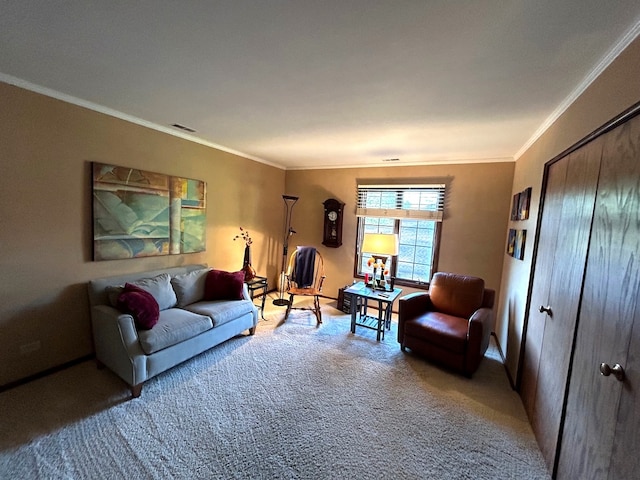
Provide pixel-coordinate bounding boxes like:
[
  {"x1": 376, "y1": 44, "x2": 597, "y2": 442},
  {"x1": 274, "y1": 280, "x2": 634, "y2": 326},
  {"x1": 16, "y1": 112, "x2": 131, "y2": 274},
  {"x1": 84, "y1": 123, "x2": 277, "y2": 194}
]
[{"x1": 355, "y1": 184, "x2": 445, "y2": 287}]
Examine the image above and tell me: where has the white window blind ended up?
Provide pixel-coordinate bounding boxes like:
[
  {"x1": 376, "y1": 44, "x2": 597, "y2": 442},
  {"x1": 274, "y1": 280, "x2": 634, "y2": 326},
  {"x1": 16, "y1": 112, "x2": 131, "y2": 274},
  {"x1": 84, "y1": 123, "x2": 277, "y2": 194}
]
[{"x1": 356, "y1": 184, "x2": 446, "y2": 221}]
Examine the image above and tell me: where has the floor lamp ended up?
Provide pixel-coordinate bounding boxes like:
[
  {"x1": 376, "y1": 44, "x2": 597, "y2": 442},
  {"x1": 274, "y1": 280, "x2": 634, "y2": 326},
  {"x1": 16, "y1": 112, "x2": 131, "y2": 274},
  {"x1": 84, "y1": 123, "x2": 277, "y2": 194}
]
[{"x1": 273, "y1": 195, "x2": 299, "y2": 306}]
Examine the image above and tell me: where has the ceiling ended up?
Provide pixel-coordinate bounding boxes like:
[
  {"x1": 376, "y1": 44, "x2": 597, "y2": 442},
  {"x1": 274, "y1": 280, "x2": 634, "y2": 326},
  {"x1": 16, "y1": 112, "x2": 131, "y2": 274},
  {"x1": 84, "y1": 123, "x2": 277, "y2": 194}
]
[{"x1": 2, "y1": 2, "x2": 640, "y2": 170}]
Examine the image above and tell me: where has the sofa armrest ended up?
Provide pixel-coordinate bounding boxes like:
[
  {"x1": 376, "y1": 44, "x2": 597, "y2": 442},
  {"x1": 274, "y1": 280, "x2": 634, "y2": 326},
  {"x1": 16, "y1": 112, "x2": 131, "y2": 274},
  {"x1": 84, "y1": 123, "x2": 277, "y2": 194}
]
[
  {"x1": 91, "y1": 305, "x2": 147, "y2": 386},
  {"x1": 465, "y1": 307, "x2": 495, "y2": 374},
  {"x1": 398, "y1": 292, "x2": 433, "y2": 342},
  {"x1": 242, "y1": 283, "x2": 251, "y2": 301}
]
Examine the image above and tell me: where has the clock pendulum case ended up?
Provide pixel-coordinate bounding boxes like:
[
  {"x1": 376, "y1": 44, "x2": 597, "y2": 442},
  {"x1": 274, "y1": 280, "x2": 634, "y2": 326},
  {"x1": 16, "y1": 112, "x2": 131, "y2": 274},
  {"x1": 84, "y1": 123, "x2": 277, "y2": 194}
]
[{"x1": 322, "y1": 198, "x2": 345, "y2": 248}]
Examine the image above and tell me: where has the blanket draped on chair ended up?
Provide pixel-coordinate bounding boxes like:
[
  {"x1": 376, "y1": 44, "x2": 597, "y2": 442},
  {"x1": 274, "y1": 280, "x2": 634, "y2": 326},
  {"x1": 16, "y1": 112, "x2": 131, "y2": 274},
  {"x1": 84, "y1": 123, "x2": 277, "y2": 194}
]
[{"x1": 293, "y1": 247, "x2": 316, "y2": 288}]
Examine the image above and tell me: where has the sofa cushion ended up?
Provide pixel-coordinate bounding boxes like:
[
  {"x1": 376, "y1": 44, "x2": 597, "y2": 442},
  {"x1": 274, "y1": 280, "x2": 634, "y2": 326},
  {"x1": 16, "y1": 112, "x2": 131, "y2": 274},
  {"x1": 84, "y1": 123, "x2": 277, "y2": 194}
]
[
  {"x1": 204, "y1": 269, "x2": 245, "y2": 301},
  {"x1": 137, "y1": 308, "x2": 213, "y2": 355},
  {"x1": 404, "y1": 311, "x2": 468, "y2": 354},
  {"x1": 117, "y1": 284, "x2": 160, "y2": 330},
  {"x1": 185, "y1": 299, "x2": 255, "y2": 327},
  {"x1": 106, "y1": 273, "x2": 178, "y2": 311},
  {"x1": 171, "y1": 268, "x2": 209, "y2": 307}
]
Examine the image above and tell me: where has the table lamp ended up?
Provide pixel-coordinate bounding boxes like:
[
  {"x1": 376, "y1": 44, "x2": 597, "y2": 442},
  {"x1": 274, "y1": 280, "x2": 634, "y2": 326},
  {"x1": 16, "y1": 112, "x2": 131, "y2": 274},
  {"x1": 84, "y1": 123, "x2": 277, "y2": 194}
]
[{"x1": 362, "y1": 233, "x2": 399, "y2": 289}]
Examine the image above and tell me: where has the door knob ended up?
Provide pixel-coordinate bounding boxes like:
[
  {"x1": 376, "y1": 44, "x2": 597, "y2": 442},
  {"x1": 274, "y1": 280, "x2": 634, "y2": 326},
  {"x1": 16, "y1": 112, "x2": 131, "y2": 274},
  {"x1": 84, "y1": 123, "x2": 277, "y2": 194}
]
[
  {"x1": 538, "y1": 305, "x2": 553, "y2": 316},
  {"x1": 599, "y1": 363, "x2": 625, "y2": 381}
]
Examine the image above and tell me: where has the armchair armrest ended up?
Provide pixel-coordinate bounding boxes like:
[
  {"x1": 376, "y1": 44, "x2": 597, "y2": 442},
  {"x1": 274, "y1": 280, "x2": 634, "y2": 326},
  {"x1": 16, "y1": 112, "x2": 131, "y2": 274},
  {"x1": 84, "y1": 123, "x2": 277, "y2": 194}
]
[
  {"x1": 398, "y1": 292, "x2": 433, "y2": 343},
  {"x1": 465, "y1": 307, "x2": 495, "y2": 373},
  {"x1": 398, "y1": 292, "x2": 433, "y2": 322}
]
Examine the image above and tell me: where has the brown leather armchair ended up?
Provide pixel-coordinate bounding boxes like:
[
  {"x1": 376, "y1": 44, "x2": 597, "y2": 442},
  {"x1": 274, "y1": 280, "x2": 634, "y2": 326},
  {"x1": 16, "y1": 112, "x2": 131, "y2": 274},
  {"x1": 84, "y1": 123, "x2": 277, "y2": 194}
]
[{"x1": 398, "y1": 272, "x2": 495, "y2": 377}]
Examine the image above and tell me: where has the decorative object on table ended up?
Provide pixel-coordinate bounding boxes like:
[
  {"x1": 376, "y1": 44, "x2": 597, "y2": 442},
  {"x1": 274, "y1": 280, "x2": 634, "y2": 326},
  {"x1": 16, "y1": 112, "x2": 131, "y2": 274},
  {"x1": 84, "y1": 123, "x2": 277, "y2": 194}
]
[
  {"x1": 273, "y1": 195, "x2": 299, "y2": 306},
  {"x1": 322, "y1": 198, "x2": 345, "y2": 248},
  {"x1": 366, "y1": 257, "x2": 389, "y2": 289},
  {"x1": 92, "y1": 162, "x2": 206, "y2": 260},
  {"x1": 233, "y1": 227, "x2": 256, "y2": 281},
  {"x1": 361, "y1": 233, "x2": 399, "y2": 290}
]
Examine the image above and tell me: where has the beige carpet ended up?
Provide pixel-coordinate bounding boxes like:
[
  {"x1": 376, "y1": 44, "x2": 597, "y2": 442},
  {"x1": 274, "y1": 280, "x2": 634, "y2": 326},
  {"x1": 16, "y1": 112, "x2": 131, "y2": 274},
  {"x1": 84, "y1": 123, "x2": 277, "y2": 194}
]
[{"x1": 0, "y1": 297, "x2": 550, "y2": 479}]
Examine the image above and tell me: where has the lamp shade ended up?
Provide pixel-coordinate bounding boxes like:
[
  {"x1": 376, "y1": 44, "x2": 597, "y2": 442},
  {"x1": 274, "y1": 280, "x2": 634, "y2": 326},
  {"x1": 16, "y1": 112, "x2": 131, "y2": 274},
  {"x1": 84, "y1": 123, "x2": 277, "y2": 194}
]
[{"x1": 362, "y1": 233, "x2": 399, "y2": 256}]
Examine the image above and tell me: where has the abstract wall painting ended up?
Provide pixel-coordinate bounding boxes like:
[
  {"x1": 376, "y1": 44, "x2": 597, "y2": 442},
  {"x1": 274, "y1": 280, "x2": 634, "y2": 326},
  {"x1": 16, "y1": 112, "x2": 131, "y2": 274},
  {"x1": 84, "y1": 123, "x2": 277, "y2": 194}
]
[
  {"x1": 506, "y1": 228, "x2": 527, "y2": 260},
  {"x1": 510, "y1": 186, "x2": 532, "y2": 220},
  {"x1": 92, "y1": 163, "x2": 206, "y2": 261},
  {"x1": 507, "y1": 229, "x2": 516, "y2": 257},
  {"x1": 514, "y1": 229, "x2": 527, "y2": 260}
]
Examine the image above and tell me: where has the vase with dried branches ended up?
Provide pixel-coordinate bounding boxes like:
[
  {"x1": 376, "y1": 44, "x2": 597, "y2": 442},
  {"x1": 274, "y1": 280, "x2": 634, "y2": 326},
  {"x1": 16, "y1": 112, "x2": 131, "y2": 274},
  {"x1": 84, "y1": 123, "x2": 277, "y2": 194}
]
[{"x1": 233, "y1": 227, "x2": 256, "y2": 281}]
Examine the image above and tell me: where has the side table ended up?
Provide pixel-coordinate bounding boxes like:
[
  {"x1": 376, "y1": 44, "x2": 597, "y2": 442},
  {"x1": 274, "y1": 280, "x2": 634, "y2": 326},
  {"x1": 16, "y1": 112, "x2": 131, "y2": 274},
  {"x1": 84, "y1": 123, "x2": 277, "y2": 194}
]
[
  {"x1": 344, "y1": 282, "x2": 403, "y2": 341},
  {"x1": 245, "y1": 276, "x2": 268, "y2": 319}
]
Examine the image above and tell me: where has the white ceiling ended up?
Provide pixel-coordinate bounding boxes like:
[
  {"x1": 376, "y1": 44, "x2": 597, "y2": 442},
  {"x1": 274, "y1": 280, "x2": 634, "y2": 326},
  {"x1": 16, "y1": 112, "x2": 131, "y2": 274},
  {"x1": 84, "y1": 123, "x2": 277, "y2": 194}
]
[{"x1": 2, "y1": 1, "x2": 640, "y2": 170}]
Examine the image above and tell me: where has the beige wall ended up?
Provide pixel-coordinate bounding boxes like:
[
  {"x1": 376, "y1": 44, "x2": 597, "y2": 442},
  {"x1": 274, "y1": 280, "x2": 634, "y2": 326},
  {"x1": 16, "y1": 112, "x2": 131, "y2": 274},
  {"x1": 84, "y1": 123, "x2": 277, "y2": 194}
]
[
  {"x1": 497, "y1": 36, "x2": 640, "y2": 382},
  {"x1": 0, "y1": 83, "x2": 286, "y2": 386},
  {"x1": 285, "y1": 162, "x2": 515, "y2": 303}
]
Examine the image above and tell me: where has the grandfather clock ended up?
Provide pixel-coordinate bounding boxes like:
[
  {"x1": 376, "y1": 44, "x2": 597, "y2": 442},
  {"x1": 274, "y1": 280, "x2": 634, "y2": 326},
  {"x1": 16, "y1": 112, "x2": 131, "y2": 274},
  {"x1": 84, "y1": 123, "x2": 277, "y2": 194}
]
[{"x1": 322, "y1": 198, "x2": 345, "y2": 248}]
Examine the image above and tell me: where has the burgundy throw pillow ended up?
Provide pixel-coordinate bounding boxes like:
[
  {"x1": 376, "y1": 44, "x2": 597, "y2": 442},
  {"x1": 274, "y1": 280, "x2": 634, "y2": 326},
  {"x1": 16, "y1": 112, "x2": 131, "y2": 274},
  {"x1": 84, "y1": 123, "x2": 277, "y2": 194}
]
[
  {"x1": 117, "y1": 283, "x2": 160, "y2": 330},
  {"x1": 204, "y1": 269, "x2": 245, "y2": 300}
]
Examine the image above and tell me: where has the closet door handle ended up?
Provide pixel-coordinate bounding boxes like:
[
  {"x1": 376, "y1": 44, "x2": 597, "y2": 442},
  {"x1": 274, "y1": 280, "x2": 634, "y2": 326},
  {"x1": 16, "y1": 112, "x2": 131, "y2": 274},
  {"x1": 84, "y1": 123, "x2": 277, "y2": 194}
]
[
  {"x1": 599, "y1": 363, "x2": 625, "y2": 381},
  {"x1": 539, "y1": 305, "x2": 553, "y2": 316}
]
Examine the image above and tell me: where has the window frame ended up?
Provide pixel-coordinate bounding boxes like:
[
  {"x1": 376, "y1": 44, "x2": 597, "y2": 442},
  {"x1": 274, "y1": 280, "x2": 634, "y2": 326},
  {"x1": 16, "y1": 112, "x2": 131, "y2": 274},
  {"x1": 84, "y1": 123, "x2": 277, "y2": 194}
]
[
  {"x1": 354, "y1": 217, "x2": 441, "y2": 289},
  {"x1": 354, "y1": 184, "x2": 445, "y2": 289}
]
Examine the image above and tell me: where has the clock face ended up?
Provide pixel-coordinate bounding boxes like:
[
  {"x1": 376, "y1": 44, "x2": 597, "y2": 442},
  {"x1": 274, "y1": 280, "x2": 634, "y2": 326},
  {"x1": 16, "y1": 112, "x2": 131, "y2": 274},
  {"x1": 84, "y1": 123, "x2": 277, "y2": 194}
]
[{"x1": 328, "y1": 211, "x2": 338, "y2": 221}]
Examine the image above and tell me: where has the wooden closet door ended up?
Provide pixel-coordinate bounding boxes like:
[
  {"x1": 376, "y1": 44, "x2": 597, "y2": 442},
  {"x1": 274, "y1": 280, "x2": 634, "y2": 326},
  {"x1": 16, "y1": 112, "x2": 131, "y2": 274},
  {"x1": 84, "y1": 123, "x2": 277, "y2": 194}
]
[
  {"x1": 557, "y1": 113, "x2": 640, "y2": 480},
  {"x1": 520, "y1": 139, "x2": 602, "y2": 472}
]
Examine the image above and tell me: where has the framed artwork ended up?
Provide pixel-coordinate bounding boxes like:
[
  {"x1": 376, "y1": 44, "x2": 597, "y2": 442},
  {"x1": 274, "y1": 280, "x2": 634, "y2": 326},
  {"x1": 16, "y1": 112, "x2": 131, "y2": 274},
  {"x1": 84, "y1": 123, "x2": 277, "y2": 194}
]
[
  {"x1": 511, "y1": 193, "x2": 520, "y2": 221},
  {"x1": 92, "y1": 163, "x2": 206, "y2": 260},
  {"x1": 511, "y1": 187, "x2": 532, "y2": 221},
  {"x1": 519, "y1": 187, "x2": 531, "y2": 220},
  {"x1": 514, "y1": 229, "x2": 527, "y2": 260},
  {"x1": 507, "y1": 229, "x2": 516, "y2": 257}
]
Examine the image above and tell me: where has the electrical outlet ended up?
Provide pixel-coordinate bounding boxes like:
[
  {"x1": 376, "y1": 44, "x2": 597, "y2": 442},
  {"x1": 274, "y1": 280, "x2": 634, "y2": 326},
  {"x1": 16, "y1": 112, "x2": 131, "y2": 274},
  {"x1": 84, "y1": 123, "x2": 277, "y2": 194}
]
[{"x1": 19, "y1": 340, "x2": 41, "y2": 355}]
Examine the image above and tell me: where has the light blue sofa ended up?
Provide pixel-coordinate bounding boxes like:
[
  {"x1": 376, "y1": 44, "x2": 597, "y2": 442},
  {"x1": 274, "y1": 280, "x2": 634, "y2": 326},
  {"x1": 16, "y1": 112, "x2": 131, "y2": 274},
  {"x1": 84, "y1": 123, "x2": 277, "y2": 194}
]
[{"x1": 87, "y1": 264, "x2": 258, "y2": 398}]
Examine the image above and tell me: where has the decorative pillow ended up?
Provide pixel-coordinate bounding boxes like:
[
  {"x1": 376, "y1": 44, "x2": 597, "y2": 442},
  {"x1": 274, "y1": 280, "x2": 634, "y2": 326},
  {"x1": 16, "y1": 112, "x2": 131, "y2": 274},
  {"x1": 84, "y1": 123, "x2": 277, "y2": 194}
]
[
  {"x1": 117, "y1": 283, "x2": 160, "y2": 330},
  {"x1": 171, "y1": 268, "x2": 209, "y2": 307},
  {"x1": 129, "y1": 273, "x2": 177, "y2": 311},
  {"x1": 204, "y1": 269, "x2": 245, "y2": 301}
]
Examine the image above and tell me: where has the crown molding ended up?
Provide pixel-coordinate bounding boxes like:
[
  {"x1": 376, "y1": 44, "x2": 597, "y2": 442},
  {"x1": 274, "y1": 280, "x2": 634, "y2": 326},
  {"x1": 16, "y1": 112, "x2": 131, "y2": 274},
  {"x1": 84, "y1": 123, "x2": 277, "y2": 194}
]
[{"x1": 515, "y1": 18, "x2": 640, "y2": 160}]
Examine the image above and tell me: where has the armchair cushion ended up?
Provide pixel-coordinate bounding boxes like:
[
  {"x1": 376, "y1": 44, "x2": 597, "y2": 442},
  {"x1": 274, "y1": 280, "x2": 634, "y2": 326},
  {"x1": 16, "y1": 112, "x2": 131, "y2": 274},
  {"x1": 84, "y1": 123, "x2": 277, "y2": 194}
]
[{"x1": 404, "y1": 312, "x2": 468, "y2": 354}]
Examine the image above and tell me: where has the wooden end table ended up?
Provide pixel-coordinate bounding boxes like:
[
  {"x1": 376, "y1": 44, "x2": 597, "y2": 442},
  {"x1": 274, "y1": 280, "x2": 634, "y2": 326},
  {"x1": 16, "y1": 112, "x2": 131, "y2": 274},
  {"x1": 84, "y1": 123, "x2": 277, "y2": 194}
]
[
  {"x1": 245, "y1": 276, "x2": 268, "y2": 319},
  {"x1": 344, "y1": 282, "x2": 403, "y2": 341}
]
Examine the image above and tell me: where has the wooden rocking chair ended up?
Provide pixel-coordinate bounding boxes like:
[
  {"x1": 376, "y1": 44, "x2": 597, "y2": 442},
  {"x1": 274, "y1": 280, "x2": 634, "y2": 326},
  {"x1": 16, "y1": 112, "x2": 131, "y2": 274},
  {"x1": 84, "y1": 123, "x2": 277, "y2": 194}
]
[{"x1": 284, "y1": 247, "x2": 326, "y2": 324}]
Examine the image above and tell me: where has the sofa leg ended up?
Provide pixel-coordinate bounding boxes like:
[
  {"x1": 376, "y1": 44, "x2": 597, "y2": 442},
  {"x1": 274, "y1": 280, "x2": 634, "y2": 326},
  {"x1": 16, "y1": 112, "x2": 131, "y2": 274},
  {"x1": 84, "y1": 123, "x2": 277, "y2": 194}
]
[
  {"x1": 249, "y1": 326, "x2": 256, "y2": 335},
  {"x1": 400, "y1": 345, "x2": 407, "y2": 352},
  {"x1": 131, "y1": 383, "x2": 143, "y2": 398}
]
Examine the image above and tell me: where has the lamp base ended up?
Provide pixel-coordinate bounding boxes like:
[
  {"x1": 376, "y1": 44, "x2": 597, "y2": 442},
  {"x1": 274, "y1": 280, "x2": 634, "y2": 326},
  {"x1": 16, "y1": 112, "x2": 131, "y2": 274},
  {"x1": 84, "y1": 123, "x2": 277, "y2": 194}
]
[{"x1": 272, "y1": 298, "x2": 290, "y2": 306}]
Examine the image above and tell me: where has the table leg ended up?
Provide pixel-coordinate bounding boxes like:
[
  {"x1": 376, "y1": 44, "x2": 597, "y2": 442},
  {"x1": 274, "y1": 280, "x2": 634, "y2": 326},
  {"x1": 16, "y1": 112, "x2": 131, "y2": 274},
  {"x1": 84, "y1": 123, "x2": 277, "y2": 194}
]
[
  {"x1": 377, "y1": 300, "x2": 384, "y2": 341},
  {"x1": 260, "y1": 288, "x2": 266, "y2": 319},
  {"x1": 350, "y1": 296, "x2": 357, "y2": 333},
  {"x1": 385, "y1": 303, "x2": 392, "y2": 330}
]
